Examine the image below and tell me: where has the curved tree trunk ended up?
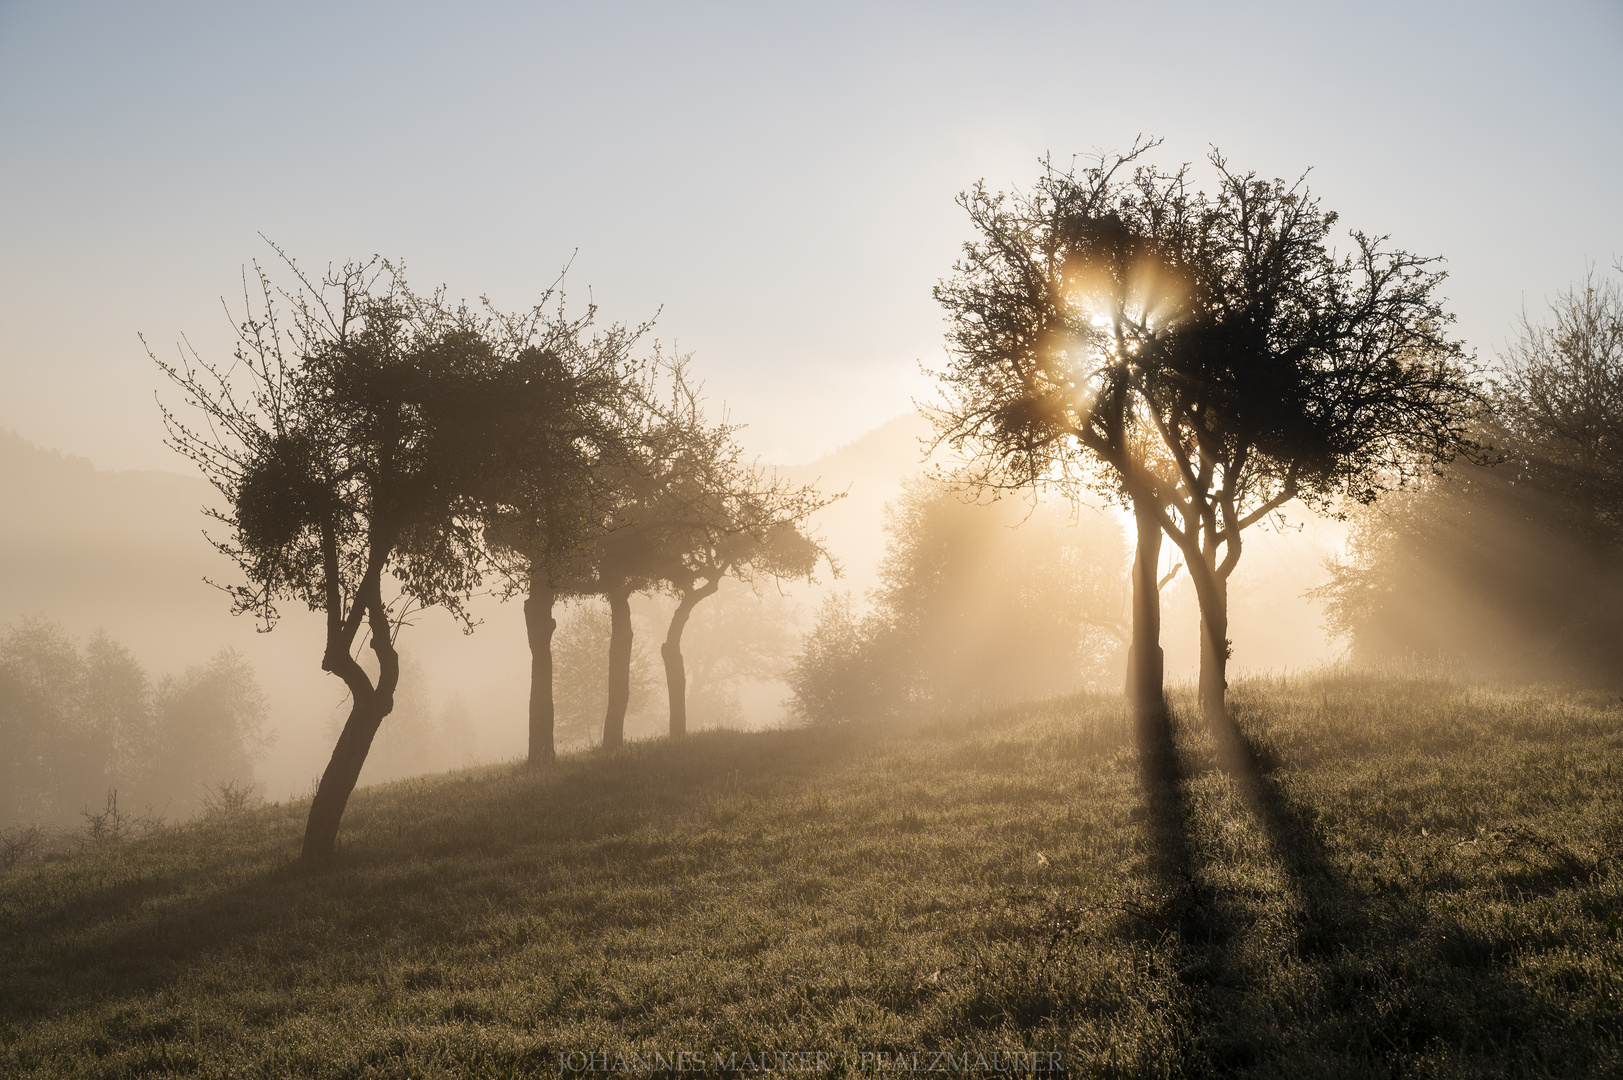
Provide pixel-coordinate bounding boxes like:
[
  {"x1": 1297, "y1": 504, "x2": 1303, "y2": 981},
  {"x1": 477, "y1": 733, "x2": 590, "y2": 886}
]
[
  {"x1": 1124, "y1": 500, "x2": 1167, "y2": 732},
  {"x1": 602, "y1": 586, "x2": 633, "y2": 749},
  {"x1": 302, "y1": 598, "x2": 399, "y2": 866},
  {"x1": 524, "y1": 577, "x2": 558, "y2": 766},
  {"x1": 661, "y1": 581, "x2": 719, "y2": 739}
]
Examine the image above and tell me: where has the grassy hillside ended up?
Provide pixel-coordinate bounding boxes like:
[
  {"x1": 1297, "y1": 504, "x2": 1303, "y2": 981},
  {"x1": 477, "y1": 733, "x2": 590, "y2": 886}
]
[{"x1": 3, "y1": 672, "x2": 1622, "y2": 1077}]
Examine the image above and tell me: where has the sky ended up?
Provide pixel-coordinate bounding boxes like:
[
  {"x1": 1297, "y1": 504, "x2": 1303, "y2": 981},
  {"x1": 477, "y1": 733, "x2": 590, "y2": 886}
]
[{"x1": 1, "y1": 0, "x2": 1620, "y2": 471}]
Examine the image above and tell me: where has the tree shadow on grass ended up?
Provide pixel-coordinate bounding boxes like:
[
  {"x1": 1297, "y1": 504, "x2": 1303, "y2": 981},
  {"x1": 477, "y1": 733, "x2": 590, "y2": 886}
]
[
  {"x1": 1131, "y1": 704, "x2": 1210, "y2": 933},
  {"x1": 0, "y1": 723, "x2": 870, "y2": 1028},
  {"x1": 1162, "y1": 706, "x2": 1617, "y2": 1076}
]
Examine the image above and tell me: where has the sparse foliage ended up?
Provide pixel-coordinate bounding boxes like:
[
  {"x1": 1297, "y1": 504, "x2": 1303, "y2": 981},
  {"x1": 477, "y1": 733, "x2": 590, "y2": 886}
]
[
  {"x1": 153, "y1": 247, "x2": 550, "y2": 863},
  {"x1": 629, "y1": 360, "x2": 834, "y2": 737},
  {"x1": 1318, "y1": 267, "x2": 1623, "y2": 678},
  {"x1": 1121, "y1": 154, "x2": 1481, "y2": 728},
  {"x1": 934, "y1": 144, "x2": 1481, "y2": 733}
]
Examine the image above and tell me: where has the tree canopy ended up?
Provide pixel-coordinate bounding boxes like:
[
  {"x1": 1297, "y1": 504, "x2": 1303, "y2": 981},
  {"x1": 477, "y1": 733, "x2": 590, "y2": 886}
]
[
  {"x1": 933, "y1": 144, "x2": 1481, "y2": 732},
  {"x1": 155, "y1": 250, "x2": 604, "y2": 863}
]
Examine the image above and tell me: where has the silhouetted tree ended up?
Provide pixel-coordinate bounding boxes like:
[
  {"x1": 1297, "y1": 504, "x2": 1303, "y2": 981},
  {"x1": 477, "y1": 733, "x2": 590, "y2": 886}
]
[
  {"x1": 635, "y1": 363, "x2": 830, "y2": 738},
  {"x1": 154, "y1": 251, "x2": 522, "y2": 864},
  {"x1": 936, "y1": 145, "x2": 1480, "y2": 735},
  {"x1": 479, "y1": 306, "x2": 649, "y2": 766},
  {"x1": 932, "y1": 140, "x2": 1179, "y2": 731},
  {"x1": 538, "y1": 359, "x2": 829, "y2": 747},
  {"x1": 1113, "y1": 154, "x2": 1481, "y2": 729}
]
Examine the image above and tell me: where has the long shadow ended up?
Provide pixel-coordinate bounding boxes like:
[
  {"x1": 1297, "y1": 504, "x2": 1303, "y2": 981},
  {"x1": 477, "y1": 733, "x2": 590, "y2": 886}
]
[
  {"x1": 1181, "y1": 705, "x2": 1608, "y2": 1073},
  {"x1": 0, "y1": 722, "x2": 873, "y2": 1027},
  {"x1": 1130, "y1": 702, "x2": 1219, "y2": 944},
  {"x1": 1208, "y1": 708, "x2": 1349, "y2": 954}
]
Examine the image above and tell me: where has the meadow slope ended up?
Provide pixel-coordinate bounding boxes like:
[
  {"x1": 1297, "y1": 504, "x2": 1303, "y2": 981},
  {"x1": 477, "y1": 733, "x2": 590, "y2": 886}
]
[{"x1": 3, "y1": 672, "x2": 1622, "y2": 1078}]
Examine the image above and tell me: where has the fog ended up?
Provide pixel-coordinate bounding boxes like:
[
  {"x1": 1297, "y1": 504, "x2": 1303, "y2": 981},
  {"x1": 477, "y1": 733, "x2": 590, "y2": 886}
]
[{"x1": 0, "y1": 411, "x2": 1351, "y2": 817}]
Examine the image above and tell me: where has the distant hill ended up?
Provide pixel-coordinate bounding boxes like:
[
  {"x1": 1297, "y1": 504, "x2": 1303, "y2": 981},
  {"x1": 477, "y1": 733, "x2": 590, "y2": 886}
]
[
  {"x1": 777, "y1": 411, "x2": 937, "y2": 600},
  {"x1": 0, "y1": 431, "x2": 334, "y2": 798}
]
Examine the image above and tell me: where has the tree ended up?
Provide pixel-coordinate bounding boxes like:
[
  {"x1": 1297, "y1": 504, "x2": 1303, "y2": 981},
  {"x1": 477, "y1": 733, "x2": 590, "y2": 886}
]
[
  {"x1": 931, "y1": 141, "x2": 1181, "y2": 732},
  {"x1": 479, "y1": 304, "x2": 649, "y2": 766},
  {"x1": 1316, "y1": 454, "x2": 1623, "y2": 680},
  {"x1": 538, "y1": 359, "x2": 831, "y2": 746},
  {"x1": 786, "y1": 592, "x2": 885, "y2": 724},
  {"x1": 0, "y1": 618, "x2": 268, "y2": 826},
  {"x1": 635, "y1": 363, "x2": 830, "y2": 738},
  {"x1": 1114, "y1": 155, "x2": 1481, "y2": 729},
  {"x1": 1495, "y1": 264, "x2": 1623, "y2": 533},
  {"x1": 935, "y1": 145, "x2": 1480, "y2": 736},
  {"x1": 155, "y1": 251, "x2": 524, "y2": 864},
  {"x1": 151, "y1": 648, "x2": 271, "y2": 800},
  {"x1": 1317, "y1": 266, "x2": 1623, "y2": 679}
]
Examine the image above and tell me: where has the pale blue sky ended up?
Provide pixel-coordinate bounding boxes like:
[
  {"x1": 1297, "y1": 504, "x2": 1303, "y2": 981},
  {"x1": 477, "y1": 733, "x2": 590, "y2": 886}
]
[{"x1": 2, "y1": 0, "x2": 1619, "y2": 469}]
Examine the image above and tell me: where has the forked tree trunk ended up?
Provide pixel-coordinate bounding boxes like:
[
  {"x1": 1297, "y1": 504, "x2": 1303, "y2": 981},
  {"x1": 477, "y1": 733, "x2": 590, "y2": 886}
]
[
  {"x1": 602, "y1": 587, "x2": 633, "y2": 749},
  {"x1": 661, "y1": 581, "x2": 719, "y2": 739},
  {"x1": 302, "y1": 612, "x2": 399, "y2": 866},
  {"x1": 1124, "y1": 500, "x2": 1167, "y2": 732},
  {"x1": 524, "y1": 578, "x2": 558, "y2": 766}
]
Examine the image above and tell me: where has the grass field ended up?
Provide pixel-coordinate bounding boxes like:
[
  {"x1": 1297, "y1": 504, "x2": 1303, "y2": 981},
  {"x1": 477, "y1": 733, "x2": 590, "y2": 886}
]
[{"x1": 3, "y1": 671, "x2": 1622, "y2": 1078}]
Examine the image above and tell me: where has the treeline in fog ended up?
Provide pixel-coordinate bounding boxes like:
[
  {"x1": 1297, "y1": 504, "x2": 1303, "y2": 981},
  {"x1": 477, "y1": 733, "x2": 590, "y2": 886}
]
[
  {"x1": 1318, "y1": 270, "x2": 1623, "y2": 681},
  {"x1": 0, "y1": 617, "x2": 270, "y2": 829},
  {"x1": 151, "y1": 253, "x2": 831, "y2": 865}
]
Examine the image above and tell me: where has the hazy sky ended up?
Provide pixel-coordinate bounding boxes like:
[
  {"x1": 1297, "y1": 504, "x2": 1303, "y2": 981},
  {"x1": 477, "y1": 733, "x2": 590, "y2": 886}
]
[{"x1": 2, "y1": 0, "x2": 1618, "y2": 470}]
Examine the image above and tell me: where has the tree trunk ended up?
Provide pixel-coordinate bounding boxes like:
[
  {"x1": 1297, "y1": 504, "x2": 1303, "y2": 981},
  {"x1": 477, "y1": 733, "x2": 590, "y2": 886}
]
[
  {"x1": 1124, "y1": 500, "x2": 1167, "y2": 732},
  {"x1": 301, "y1": 605, "x2": 399, "y2": 866},
  {"x1": 661, "y1": 582, "x2": 719, "y2": 739},
  {"x1": 524, "y1": 578, "x2": 558, "y2": 766},
  {"x1": 1196, "y1": 567, "x2": 1230, "y2": 731},
  {"x1": 301, "y1": 689, "x2": 388, "y2": 864},
  {"x1": 602, "y1": 587, "x2": 633, "y2": 749}
]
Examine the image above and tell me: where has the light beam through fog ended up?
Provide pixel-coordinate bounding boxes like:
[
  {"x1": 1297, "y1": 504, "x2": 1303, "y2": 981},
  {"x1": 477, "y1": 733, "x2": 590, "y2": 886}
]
[{"x1": 2, "y1": 3, "x2": 1622, "y2": 1071}]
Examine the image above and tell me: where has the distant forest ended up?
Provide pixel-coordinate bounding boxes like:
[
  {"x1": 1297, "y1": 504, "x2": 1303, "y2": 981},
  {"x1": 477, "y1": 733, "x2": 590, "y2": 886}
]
[{"x1": 0, "y1": 617, "x2": 269, "y2": 828}]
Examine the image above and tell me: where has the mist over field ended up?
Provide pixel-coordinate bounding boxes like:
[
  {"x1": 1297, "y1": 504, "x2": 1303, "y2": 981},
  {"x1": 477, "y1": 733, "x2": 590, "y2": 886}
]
[
  {"x1": 3, "y1": 2, "x2": 1621, "y2": 1075},
  {"x1": 0, "y1": 409, "x2": 1351, "y2": 816}
]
